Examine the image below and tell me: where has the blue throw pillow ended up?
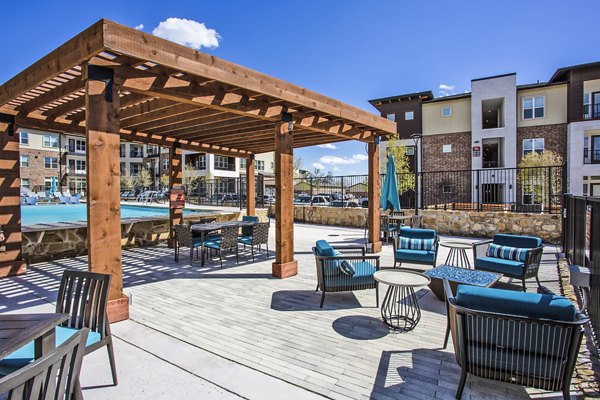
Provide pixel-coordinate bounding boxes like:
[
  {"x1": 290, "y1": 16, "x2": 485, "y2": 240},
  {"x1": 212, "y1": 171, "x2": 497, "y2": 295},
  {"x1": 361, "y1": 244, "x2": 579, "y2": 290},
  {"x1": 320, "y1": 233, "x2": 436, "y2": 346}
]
[
  {"x1": 339, "y1": 260, "x2": 356, "y2": 276},
  {"x1": 487, "y1": 243, "x2": 528, "y2": 262},
  {"x1": 399, "y1": 237, "x2": 434, "y2": 251}
]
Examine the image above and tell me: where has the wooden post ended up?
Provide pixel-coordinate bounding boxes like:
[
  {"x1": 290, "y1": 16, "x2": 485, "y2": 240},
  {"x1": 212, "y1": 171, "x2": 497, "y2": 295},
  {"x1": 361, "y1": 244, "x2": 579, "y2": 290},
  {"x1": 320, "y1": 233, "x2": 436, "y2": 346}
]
[
  {"x1": 168, "y1": 143, "x2": 184, "y2": 247},
  {"x1": 85, "y1": 64, "x2": 128, "y2": 322},
  {"x1": 0, "y1": 115, "x2": 26, "y2": 277},
  {"x1": 368, "y1": 138, "x2": 382, "y2": 253},
  {"x1": 246, "y1": 156, "x2": 255, "y2": 216},
  {"x1": 272, "y1": 119, "x2": 297, "y2": 278}
]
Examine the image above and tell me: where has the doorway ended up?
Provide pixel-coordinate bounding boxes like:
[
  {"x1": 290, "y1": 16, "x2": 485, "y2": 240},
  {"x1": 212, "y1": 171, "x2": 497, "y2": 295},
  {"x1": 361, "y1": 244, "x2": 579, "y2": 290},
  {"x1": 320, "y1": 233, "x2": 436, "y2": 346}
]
[{"x1": 482, "y1": 138, "x2": 503, "y2": 168}]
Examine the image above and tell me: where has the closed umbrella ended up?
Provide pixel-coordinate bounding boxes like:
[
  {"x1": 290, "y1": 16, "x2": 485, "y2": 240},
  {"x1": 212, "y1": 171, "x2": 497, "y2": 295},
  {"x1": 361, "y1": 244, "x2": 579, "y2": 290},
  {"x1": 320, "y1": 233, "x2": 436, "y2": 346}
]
[
  {"x1": 380, "y1": 155, "x2": 401, "y2": 211},
  {"x1": 50, "y1": 176, "x2": 58, "y2": 196}
]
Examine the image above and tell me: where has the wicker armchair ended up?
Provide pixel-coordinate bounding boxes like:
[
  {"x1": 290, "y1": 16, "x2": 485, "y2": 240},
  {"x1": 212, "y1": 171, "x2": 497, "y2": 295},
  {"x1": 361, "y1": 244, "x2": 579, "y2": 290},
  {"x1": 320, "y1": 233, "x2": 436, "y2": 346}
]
[
  {"x1": 173, "y1": 224, "x2": 202, "y2": 263},
  {"x1": 473, "y1": 234, "x2": 543, "y2": 291},
  {"x1": 380, "y1": 215, "x2": 397, "y2": 245},
  {"x1": 313, "y1": 240, "x2": 380, "y2": 308},
  {"x1": 444, "y1": 279, "x2": 588, "y2": 399},
  {"x1": 204, "y1": 226, "x2": 239, "y2": 268},
  {"x1": 238, "y1": 222, "x2": 269, "y2": 261}
]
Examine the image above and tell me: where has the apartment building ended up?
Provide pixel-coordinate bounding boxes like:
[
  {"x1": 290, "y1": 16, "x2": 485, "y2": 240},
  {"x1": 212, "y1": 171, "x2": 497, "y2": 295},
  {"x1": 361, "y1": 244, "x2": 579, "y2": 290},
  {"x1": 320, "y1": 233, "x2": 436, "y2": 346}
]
[{"x1": 370, "y1": 60, "x2": 600, "y2": 199}]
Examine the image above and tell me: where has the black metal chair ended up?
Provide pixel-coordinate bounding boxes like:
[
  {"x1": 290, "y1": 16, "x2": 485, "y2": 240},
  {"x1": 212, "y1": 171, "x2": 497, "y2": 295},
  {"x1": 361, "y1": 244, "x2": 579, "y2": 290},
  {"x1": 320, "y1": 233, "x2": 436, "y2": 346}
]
[
  {"x1": 238, "y1": 222, "x2": 270, "y2": 262},
  {"x1": 380, "y1": 215, "x2": 397, "y2": 245},
  {"x1": 0, "y1": 328, "x2": 89, "y2": 400},
  {"x1": 204, "y1": 226, "x2": 239, "y2": 268},
  {"x1": 443, "y1": 279, "x2": 588, "y2": 399}
]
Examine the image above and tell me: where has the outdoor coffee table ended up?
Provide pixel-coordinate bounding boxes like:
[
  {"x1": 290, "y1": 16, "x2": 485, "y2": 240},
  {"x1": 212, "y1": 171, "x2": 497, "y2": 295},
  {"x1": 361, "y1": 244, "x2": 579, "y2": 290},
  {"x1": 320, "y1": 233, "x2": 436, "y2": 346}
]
[
  {"x1": 373, "y1": 269, "x2": 430, "y2": 331},
  {"x1": 439, "y1": 240, "x2": 473, "y2": 269},
  {"x1": 423, "y1": 265, "x2": 502, "y2": 301}
]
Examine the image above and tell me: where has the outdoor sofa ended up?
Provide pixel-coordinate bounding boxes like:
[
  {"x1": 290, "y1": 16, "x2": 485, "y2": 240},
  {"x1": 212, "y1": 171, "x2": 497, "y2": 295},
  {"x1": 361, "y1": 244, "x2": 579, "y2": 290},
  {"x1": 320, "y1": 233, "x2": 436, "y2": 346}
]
[
  {"x1": 313, "y1": 240, "x2": 379, "y2": 308},
  {"x1": 444, "y1": 279, "x2": 587, "y2": 399},
  {"x1": 473, "y1": 233, "x2": 543, "y2": 291}
]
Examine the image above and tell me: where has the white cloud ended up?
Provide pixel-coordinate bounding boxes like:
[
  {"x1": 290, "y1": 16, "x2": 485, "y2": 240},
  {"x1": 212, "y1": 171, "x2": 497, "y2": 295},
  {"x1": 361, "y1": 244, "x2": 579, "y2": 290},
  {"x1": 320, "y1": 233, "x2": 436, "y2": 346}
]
[
  {"x1": 317, "y1": 143, "x2": 338, "y2": 150},
  {"x1": 333, "y1": 166, "x2": 341, "y2": 172},
  {"x1": 134, "y1": 24, "x2": 144, "y2": 30},
  {"x1": 439, "y1": 84, "x2": 455, "y2": 91},
  {"x1": 438, "y1": 83, "x2": 456, "y2": 97},
  {"x1": 152, "y1": 18, "x2": 220, "y2": 49},
  {"x1": 319, "y1": 154, "x2": 367, "y2": 165},
  {"x1": 312, "y1": 162, "x2": 325, "y2": 170}
]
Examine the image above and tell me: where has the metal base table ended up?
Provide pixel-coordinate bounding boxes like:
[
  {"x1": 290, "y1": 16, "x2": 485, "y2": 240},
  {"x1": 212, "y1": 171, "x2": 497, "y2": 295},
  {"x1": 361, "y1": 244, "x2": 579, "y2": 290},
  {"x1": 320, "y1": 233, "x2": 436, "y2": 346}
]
[{"x1": 439, "y1": 240, "x2": 473, "y2": 269}]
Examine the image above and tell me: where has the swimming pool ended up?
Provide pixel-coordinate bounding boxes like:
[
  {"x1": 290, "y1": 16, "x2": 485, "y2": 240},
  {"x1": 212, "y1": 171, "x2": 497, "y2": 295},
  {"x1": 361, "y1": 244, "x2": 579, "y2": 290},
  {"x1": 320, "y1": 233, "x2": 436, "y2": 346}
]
[{"x1": 21, "y1": 204, "x2": 213, "y2": 225}]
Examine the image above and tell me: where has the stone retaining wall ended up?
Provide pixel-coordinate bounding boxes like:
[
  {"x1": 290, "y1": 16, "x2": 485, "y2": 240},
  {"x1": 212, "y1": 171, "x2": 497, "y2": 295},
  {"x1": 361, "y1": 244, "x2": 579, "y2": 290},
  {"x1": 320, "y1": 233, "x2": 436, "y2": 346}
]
[
  {"x1": 270, "y1": 205, "x2": 562, "y2": 243},
  {"x1": 22, "y1": 209, "x2": 268, "y2": 264}
]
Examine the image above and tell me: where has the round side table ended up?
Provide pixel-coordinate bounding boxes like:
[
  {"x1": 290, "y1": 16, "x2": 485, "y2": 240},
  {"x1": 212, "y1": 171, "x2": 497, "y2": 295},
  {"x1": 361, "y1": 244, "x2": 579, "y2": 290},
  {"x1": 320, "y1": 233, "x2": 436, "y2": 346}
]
[
  {"x1": 373, "y1": 269, "x2": 430, "y2": 331},
  {"x1": 439, "y1": 240, "x2": 473, "y2": 269}
]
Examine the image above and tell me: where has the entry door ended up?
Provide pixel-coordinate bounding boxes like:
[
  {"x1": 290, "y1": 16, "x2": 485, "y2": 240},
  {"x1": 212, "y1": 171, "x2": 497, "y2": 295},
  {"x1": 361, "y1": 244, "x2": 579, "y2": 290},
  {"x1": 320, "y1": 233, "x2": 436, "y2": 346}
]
[{"x1": 593, "y1": 92, "x2": 600, "y2": 119}]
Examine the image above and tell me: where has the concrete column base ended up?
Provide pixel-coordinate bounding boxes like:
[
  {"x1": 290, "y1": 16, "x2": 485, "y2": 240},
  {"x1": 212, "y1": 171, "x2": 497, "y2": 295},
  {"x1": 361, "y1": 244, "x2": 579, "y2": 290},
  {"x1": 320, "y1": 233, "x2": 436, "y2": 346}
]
[
  {"x1": 272, "y1": 260, "x2": 298, "y2": 279},
  {"x1": 107, "y1": 295, "x2": 129, "y2": 323},
  {"x1": 0, "y1": 260, "x2": 27, "y2": 278}
]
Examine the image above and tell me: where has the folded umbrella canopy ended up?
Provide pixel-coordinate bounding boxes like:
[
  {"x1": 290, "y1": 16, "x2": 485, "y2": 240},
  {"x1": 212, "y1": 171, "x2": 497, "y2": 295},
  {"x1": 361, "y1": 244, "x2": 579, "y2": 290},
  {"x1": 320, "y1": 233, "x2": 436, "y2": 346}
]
[
  {"x1": 50, "y1": 176, "x2": 58, "y2": 196},
  {"x1": 380, "y1": 155, "x2": 401, "y2": 211}
]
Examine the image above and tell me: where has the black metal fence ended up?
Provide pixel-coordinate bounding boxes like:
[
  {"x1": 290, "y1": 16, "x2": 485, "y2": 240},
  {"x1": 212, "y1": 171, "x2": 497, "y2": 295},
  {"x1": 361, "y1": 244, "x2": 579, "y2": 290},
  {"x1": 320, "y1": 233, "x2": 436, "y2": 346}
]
[
  {"x1": 563, "y1": 195, "x2": 600, "y2": 341},
  {"x1": 186, "y1": 175, "x2": 269, "y2": 209}
]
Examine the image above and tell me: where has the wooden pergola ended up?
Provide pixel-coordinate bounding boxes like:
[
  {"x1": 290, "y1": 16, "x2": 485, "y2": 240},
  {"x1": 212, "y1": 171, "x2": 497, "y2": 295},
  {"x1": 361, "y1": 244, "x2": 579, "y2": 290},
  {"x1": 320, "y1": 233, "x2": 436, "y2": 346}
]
[{"x1": 0, "y1": 19, "x2": 394, "y2": 321}]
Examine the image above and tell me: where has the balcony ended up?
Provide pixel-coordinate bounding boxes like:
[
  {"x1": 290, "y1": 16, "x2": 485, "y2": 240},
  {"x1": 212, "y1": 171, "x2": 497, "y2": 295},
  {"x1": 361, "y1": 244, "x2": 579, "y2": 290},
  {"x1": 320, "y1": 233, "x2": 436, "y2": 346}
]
[
  {"x1": 129, "y1": 151, "x2": 144, "y2": 159},
  {"x1": 214, "y1": 163, "x2": 236, "y2": 171},
  {"x1": 584, "y1": 148, "x2": 600, "y2": 164},
  {"x1": 583, "y1": 104, "x2": 600, "y2": 120}
]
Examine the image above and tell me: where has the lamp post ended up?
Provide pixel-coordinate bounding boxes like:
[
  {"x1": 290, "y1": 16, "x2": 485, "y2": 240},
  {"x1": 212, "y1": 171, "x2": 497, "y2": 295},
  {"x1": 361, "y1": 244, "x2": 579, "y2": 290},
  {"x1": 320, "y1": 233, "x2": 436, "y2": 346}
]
[{"x1": 410, "y1": 133, "x2": 422, "y2": 215}]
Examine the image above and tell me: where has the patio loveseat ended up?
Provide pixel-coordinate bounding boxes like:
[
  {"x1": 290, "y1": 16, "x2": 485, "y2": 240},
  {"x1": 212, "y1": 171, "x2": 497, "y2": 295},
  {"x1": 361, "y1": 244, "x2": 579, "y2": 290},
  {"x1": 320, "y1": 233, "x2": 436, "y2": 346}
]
[
  {"x1": 313, "y1": 240, "x2": 380, "y2": 308},
  {"x1": 444, "y1": 279, "x2": 588, "y2": 399},
  {"x1": 392, "y1": 227, "x2": 439, "y2": 269},
  {"x1": 473, "y1": 234, "x2": 543, "y2": 291}
]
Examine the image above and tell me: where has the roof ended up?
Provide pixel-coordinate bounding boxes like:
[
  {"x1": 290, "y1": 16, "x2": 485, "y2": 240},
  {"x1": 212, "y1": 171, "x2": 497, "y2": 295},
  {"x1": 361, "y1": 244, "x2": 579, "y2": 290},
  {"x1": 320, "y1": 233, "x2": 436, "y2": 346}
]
[
  {"x1": 471, "y1": 72, "x2": 516, "y2": 82},
  {"x1": 368, "y1": 91, "x2": 434, "y2": 108},
  {"x1": 423, "y1": 93, "x2": 471, "y2": 104},
  {"x1": 550, "y1": 60, "x2": 600, "y2": 82},
  {"x1": 0, "y1": 19, "x2": 395, "y2": 157},
  {"x1": 516, "y1": 81, "x2": 567, "y2": 90}
]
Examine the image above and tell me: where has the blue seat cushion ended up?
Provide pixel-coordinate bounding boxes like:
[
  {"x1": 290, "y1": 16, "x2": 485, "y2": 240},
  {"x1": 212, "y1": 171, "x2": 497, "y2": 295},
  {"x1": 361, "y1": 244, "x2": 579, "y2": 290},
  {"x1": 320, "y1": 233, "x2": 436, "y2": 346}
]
[
  {"x1": 455, "y1": 284, "x2": 577, "y2": 322},
  {"x1": 475, "y1": 256, "x2": 524, "y2": 276},
  {"x1": 0, "y1": 326, "x2": 101, "y2": 370},
  {"x1": 315, "y1": 240, "x2": 335, "y2": 257},
  {"x1": 204, "y1": 240, "x2": 221, "y2": 249},
  {"x1": 324, "y1": 261, "x2": 376, "y2": 288},
  {"x1": 399, "y1": 227, "x2": 437, "y2": 240},
  {"x1": 238, "y1": 236, "x2": 253, "y2": 245},
  {"x1": 493, "y1": 233, "x2": 542, "y2": 249},
  {"x1": 242, "y1": 216, "x2": 259, "y2": 236},
  {"x1": 395, "y1": 249, "x2": 435, "y2": 263}
]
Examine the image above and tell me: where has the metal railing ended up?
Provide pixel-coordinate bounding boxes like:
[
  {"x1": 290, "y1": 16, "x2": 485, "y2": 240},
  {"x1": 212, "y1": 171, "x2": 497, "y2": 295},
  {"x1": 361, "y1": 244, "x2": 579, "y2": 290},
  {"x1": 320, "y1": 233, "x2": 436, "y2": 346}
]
[
  {"x1": 563, "y1": 195, "x2": 600, "y2": 342},
  {"x1": 584, "y1": 104, "x2": 600, "y2": 120},
  {"x1": 186, "y1": 175, "x2": 268, "y2": 209}
]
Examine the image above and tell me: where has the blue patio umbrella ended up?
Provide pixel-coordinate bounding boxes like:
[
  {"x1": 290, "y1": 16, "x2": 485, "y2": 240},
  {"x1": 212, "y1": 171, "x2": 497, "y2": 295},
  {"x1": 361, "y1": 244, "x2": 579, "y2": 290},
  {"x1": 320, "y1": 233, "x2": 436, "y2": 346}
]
[
  {"x1": 380, "y1": 155, "x2": 401, "y2": 211},
  {"x1": 50, "y1": 176, "x2": 58, "y2": 195}
]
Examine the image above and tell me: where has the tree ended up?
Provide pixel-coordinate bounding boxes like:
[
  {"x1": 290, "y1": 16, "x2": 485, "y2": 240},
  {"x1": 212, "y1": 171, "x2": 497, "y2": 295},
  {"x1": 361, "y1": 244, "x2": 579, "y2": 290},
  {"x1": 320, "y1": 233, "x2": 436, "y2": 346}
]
[
  {"x1": 182, "y1": 163, "x2": 199, "y2": 194},
  {"x1": 120, "y1": 175, "x2": 135, "y2": 189},
  {"x1": 517, "y1": 150, "x2": 564, "y2": 208},
  {"x1": 159, "y1": 174, "x2": 170, "y2": 189},
  {"x1": 136, "y1": 168, "x2": 153, "y2": 189},
  {"x1": 381, "y1": 134, "x2": 415, "y2": 194},
  {"x1": 293, "y1": 156, "x2": 303, "y2": 173}
]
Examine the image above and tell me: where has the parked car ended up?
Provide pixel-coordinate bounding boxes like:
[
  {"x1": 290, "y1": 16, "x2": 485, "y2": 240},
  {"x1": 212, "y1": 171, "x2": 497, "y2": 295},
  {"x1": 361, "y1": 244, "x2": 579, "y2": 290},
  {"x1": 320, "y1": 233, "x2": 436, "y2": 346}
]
[
  {"x1": 294, "y1": 195, "x2": 330, "y2": 206},
  {"x1": 294, "y1": 196, "x2": 312, "y2": 205},
  {"x1": 330, "y1": 200, "x2": 360, "y2": 208},
  {"x1": 262, "y1": 195, "x2": 276, "y2": 204}
]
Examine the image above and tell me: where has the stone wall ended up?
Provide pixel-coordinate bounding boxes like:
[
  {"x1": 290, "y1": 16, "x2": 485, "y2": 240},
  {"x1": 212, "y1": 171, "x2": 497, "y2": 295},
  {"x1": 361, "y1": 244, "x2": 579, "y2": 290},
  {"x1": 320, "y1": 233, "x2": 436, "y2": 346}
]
[
  {"x1": 20, "y1": 210, "x2": 267, "y2": 264},
  {"x1": 269, "y1": 205, "x2": 562, "y2": 243}
]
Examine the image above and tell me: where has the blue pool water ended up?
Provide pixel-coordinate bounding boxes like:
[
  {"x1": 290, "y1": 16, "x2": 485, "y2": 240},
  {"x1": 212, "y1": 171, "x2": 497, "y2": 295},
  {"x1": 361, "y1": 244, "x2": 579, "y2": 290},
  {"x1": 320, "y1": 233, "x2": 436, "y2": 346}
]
[{"x1": 21, "y1": 204, "x2": 211, "y2": 226}]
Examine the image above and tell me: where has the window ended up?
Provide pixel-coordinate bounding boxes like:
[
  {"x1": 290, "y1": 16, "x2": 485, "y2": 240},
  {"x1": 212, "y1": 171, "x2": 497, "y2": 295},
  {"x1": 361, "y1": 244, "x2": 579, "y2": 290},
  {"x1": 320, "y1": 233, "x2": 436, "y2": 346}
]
[
  {"x1": 584, "y1": 93, "x2": 591, "y2": 119},
  {"x1": 404, "y1": 111, "x2": 414, "y2": 120},
  {"x1": 75, "y1": 160, "x2": 86, "y2": 174},
  {"x1": 19, "y1": 131, "x2": 29, "y2": 145},
  {"x1": 44, "y1": 157, "x2": 58, "y2": 169},
  {"x1": 130, "y1": 163, "x2": 142, "y2": 176},
  {"x1": 215, "y1": 156, "x2": 230, "y2": 170},
  {"x1": 44, "y1": 177, "x2": 53, "y2": 191},
  {"x1": 120, "y1": 144, "x2": 126, "y2": 158},
  {"x1": 386, "y1": 114, "x2": 396, "y2": 122},
  {"x1": 21, "y1": 178, "x2": 30, "y2": 188},
  {"x1": 256, "y1": 160, "x2": 265, "y2": 171},
  {"x1": 441, "y1": 106, "x2": 452, "y2": 117},
  {"x1": 198, "y1": 154, "x2": 206, "y2": 170},
  {"x1": 75, "y1": 139, "x2": 86, "y2": 152},
  {"x1": 442, "y1": 185, "x2": 453, "y2": 194},
  {"x1": 240, "y1": 158, "x2": 247, "y2": 169},
  {"x1": 522, "y1": 96, "x2": 544, "y2": 119},
  {"x1": 69, "y1": 178, "x2": 87, "y2": 195},
  {"x1": 162, "y1": 158, "x2": 169, "y2": 171},
  {"x1": 130, "y1": 145, "x2": 143, "y2": 158},
  {"x1": 120, "y1": 162, "x2": 126, "y2": 175},
  {"x1": 442, "y1": 144, "x2": 452, "y2": 153},
  {"x1": 20, "y1": 155, "x2": 29, "y2": 167},
  {"x1": 523, "y1": 138, "x2": 544, "y2": 156},
  {"x1": 523, "y1": 186, "x2": 542, "y2": 205},
  {"x1": 43, "y1": 134, "x2": 59, "y2": 148}
]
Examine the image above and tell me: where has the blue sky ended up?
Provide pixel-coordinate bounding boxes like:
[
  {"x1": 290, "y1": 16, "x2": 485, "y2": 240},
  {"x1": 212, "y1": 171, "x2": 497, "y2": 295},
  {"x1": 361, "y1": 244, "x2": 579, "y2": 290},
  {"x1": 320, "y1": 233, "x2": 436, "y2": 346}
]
[{"x1": 1, "y1": 0, "x2": 599, "y2": 174}]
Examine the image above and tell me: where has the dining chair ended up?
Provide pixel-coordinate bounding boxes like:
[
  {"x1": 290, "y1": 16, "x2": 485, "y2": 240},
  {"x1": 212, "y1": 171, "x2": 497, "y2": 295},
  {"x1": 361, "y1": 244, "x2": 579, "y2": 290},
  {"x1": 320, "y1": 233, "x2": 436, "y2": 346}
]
[
  {"x1": 204, "y1": 226, "x2": 240, "y2": 268},
  {"x1": 380, "y1": 215, "x2": 397, "y2": 245},
  {"x1": 238, "y1": 222, "x2": 270, "y2": 261},
  {"x1": 0, "y1": 328, "x2": 89, "y2": 400},
  {"x1": 410, "y1": 215, "x2": 423, "y2": 228},
  {"x1": 173, "y1": 224, "x2": 202, "y2": 262}
]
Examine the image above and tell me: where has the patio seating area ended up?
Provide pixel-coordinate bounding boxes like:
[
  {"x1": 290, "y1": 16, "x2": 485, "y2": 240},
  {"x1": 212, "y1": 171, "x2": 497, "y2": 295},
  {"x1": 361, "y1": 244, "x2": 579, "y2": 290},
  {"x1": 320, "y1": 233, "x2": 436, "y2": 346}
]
[{"x1": 0, "y1": 222, "x2": 571, "y2": 400}]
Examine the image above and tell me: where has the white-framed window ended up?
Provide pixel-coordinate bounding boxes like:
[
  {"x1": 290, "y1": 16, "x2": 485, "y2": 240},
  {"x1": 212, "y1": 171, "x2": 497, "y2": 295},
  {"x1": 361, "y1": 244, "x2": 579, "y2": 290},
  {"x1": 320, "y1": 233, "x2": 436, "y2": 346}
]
[
  {"x1": 405, "y1": 111, "x2": 414, "y2": 120},
  {"x1": 240, "y1": 159, "x2": 247, "y2": 169},
  {"x1": 120, "y1": 144, "x2": 126, "y2": 158},
  {"x1": 584, "y1": 93, "x2": 591, "y2": 119},
  {"x1": 523, "y1": 138, "x2": 544, "y2": 156},
  {"x1": 44, "y1": 157, "x2": 58, "y2": 169},
  {"x1": 19, "y1": 131, "x2": 29, "y2": 145},
  {"x1": 442, "y1": 144, "x2": 452, "y2": 153},
  {"x1": 198, "y1": 154, "x2": 206, "y2": 170},
  {"x1": 75, "y1": 139, "x2": 86, "y2": 152},
  {"x1": 215, "y1": 156, "x2": 229, "y2": 170},
  {"x1": 44, "y1": 177, "x2": 53, "y2": 191},
  {"x1": 130, "y1": 144, "x2": 143, "y2": 158},
  {"x1": 20, "y1": 155, "x2": 29, "y2": 167},
  {"x1": 43, "y1": 134, "x2": 59, "y2": 148},
  {"x1": 130, "y1": 163, "x2": 141, "y2": 176},
  {"x1": 120, "y1": 162, "x2": 126, "y2": 176},
  {"x1": 523, "y1": 186, "x2": 542, "y2": 205},
  {"x1": 406, "y1": 146, "x2": 415, "y2": 156},
  {"x1": 522, "y1": 96, "x2": 545, "y2": 119},
  {"x1": 584, "y1": 136, "x2": 590, "y2": 163},
  {"x1": 21, "y1": 178, "x2": 30, "y2": 188},
  {"x1": 256, "y1": 160, "x2": 265, "y2": 171},
  {"x1": 386, "y1": 114, "x2": 396, "y2": 122},
  {"x1": 69, "y1": 178, "x2": 87, "y2": 195},
  {"x1": 75, "y1": 159, "x2": 86, "y2": 174},
  {"x1": 162, "y1": 158, "x2": 169, "y2": 171},
  {"x1": 441, "y1": 106, "x2": 452, "y2": 117}
]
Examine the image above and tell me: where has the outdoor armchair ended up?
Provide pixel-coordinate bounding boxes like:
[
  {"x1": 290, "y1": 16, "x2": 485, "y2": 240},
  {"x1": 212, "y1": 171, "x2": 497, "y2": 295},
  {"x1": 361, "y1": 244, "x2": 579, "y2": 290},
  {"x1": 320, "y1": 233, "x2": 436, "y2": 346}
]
[
  {"x1": 443, "y1": 279, "x2": 587, "y2": 399},
  {"x1": 204, "y1": 226, "x2": 240, "y2": 268},
  {"x1": 173, "y1": 224, "x2": 202, "y2": 263},
  {"x1": 238, "y1": 222, "x2": 269, "y2": 262},
  {"x1": 473, "y1": 233, "x2": 543, "y2": 291},
  {"x1": 313, "y1": 240, "x2": 379, "y2": 308},
  {"x1": 393, "y1": 227, "x2": 439, "y2": 269}
]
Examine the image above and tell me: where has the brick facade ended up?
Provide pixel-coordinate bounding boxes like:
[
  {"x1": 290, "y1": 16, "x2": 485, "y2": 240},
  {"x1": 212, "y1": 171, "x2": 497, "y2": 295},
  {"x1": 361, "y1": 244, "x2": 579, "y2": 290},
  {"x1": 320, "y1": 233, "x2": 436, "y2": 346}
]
[
  {"x1": 19, "y1": 148, "x2": 63, "y2": 190},
  {"x1": 516, "y1": 123, "x2": 568, "y2": 163}
]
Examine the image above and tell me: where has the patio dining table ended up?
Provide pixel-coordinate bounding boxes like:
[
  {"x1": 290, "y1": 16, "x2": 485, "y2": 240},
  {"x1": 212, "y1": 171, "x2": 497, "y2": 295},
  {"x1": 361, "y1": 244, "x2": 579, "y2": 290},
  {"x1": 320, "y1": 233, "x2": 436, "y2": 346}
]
[{"x1": 191, "y1": 220, "x2": 257, "y2": 266}]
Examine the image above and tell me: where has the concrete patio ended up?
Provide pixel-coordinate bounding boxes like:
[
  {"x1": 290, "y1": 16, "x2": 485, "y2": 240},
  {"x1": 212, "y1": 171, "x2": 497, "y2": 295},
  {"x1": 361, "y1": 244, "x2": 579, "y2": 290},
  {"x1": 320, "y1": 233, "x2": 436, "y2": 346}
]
[{"x1": 0, "y1": 222, "x2": 569, "y2": 400}]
